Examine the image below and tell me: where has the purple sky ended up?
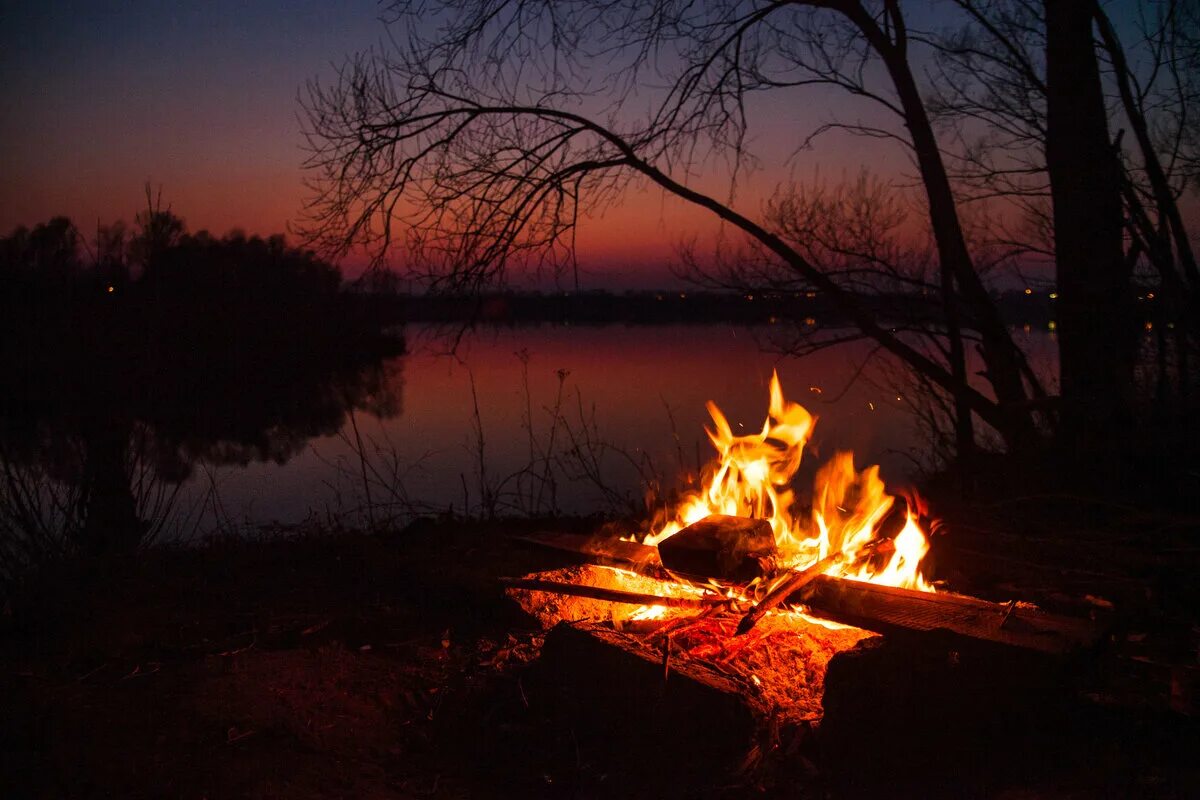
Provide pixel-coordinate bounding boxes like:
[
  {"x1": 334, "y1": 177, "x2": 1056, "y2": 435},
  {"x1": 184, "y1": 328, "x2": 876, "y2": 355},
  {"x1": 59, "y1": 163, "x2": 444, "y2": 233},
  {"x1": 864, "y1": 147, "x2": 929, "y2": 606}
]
[{"x1": 0, "y1": 1, "x2": 1168, "y2": 289}]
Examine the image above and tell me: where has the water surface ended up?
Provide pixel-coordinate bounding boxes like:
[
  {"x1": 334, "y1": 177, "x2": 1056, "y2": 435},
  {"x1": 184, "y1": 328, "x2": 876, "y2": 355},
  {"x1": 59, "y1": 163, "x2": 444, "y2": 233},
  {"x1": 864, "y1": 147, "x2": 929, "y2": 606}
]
[{"x1": 184, "y1": 323, "x2": 1057, "y2": 531}]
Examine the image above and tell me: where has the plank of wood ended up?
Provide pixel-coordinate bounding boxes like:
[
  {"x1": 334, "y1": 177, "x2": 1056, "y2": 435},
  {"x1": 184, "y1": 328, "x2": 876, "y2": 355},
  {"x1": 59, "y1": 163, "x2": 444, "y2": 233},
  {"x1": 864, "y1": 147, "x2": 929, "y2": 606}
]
[
  {"x1": 737, "y1": 538, "x2": 894, "y2": 635},
  {"x1": 799, "y1": 575, "x2": 1105, "y2": 656},
  {"x1": 498, "y1": 577, "x2": 724, "y2": 608},
  {"x1": 512, "y1": 531, "x2": 665, "y2": 575}
]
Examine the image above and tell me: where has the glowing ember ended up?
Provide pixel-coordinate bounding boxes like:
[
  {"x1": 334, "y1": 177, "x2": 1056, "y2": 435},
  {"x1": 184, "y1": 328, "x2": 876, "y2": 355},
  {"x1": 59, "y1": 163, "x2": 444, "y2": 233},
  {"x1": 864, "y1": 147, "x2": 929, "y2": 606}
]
[{"x1": 642, "y1": 371, "x2": 935, "y2": 593}]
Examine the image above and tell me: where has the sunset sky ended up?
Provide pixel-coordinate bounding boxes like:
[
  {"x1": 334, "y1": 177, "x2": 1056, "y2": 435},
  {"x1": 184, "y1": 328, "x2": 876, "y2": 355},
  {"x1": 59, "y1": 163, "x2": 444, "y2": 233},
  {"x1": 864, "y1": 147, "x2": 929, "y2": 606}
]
[{"x1": 0, "y1": 0, "x2": 1156, "y2": 288}]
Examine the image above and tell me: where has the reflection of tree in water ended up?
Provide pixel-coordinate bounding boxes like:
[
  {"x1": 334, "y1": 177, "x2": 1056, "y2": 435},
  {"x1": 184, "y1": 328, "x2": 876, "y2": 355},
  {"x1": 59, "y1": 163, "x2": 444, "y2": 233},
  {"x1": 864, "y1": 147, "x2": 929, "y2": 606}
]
[
  {"x1": 0, "y1": 336, "x2": 404, "y2": 565},
  {"x1": 0, "y1": 211, "x2": 405, "y2": 575}
]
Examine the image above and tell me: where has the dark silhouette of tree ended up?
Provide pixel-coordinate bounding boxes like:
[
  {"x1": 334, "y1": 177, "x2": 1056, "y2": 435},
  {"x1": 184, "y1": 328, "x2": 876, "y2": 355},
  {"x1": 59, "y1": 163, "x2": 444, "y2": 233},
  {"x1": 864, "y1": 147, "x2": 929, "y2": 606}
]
[
  {"x1": 0, "y1": 210, "x2": 405, "y2": 569},
  {"x1": 929, "y1": 0, "x2": 1199, "y2": 420},
  {"x1": 1094, "y1": 1, "x2": 1200, "y2": 301},
  {"x1": 94, "y1": 219, "x2": 130, "y2": 286},
  {"x1": 0, "y1": 216, "x2": 83, "y2": 288},
  {"x1": 1044, "y1": 0, "x2": 1135, "y2": 445},
  {"x1": 300, "y1": 0, "x2": 1056, "y2": 455},
  {"x1": 682, "y1": 171, "x2": 1000, "y2": 458},
  {"x1": 130, "y1": 185, "x2": 186, "y2": 270}
]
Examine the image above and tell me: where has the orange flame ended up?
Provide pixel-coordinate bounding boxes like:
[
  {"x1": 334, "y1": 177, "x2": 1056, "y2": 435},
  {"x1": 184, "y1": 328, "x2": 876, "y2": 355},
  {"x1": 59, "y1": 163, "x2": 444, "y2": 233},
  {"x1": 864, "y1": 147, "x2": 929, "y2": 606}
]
[{"x1": 646, "y1": 371, "x2": 935, "y2": 592}]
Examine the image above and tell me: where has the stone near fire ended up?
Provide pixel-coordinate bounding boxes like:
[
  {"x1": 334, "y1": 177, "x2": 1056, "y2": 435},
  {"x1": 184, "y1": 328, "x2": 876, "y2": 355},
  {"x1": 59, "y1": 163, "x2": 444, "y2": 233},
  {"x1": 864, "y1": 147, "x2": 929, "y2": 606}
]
[{"x1": 658, "y1": 513, "x2": 777, "y2": 582}]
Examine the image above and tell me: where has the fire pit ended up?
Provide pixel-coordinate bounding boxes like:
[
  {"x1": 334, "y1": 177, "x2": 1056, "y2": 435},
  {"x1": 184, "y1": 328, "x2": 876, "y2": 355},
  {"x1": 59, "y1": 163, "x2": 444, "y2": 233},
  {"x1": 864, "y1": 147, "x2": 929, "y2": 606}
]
[{"x1": 501, "y1": 374, "x2": 1105, "y2": 783}]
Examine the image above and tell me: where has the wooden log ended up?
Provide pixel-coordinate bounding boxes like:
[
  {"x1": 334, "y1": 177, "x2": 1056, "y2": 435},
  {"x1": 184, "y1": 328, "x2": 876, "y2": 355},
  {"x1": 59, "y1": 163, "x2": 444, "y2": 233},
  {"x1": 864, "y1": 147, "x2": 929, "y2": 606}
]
[
  {"x1": 526, "y1": 621, "x2": 763, "y2": 787},
  {"x1": 504, "y1": 564, "x2": 688, "y2": 630},
  {"x1": 512, "y1": 531, "x2": 666, "y2": 577},
  {"x1": 736, "y1": 552, "x2": 842, "y2": 635},
  {"x1": 736, "y1": 538, "x2": 894, "y2": 635},
  {"x1": 820, "y1": 634, "x2": 1081, "y2": 796},
  {"x1": 658, "y1": 514, "x2": 776, "y2": 582},
  {"x1": 498, "y1": 577, "x2": 724, "y2": 609},
  {"x1": 801, "y1": 574, "x2": 1105, "y2": 657}
]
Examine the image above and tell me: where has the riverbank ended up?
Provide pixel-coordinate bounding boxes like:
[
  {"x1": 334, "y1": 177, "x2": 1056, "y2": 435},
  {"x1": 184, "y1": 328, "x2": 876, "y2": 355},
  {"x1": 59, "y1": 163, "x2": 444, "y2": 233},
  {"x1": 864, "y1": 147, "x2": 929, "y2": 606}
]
[{"x1": 3, "y1": 506, "x2": 1199, "y2": 798}]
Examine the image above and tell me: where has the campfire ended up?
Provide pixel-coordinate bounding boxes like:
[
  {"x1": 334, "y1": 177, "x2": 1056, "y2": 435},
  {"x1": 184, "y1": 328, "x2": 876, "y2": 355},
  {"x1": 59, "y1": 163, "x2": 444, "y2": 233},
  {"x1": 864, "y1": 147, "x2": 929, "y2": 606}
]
[
  {"x1": 641, "y1": 371, "x2": 934, "y2": 595},
  {"x1": 503, "y1": 373, "x2": 1103, "y2": 776}
]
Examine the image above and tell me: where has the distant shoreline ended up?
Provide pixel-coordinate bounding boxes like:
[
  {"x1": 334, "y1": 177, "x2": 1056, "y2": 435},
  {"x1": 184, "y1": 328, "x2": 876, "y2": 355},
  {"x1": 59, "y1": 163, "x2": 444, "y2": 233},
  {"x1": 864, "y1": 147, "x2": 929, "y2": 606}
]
[{"x1": 357, "y1": 288, "x2": 1162, "y2": 328}]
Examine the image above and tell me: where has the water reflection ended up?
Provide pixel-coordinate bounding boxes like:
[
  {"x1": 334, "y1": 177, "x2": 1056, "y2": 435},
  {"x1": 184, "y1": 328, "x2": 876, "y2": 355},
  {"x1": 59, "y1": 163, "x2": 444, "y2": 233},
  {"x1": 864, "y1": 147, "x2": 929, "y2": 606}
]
[
  {"x1": 0, "y1": 324, "x2": 403, "y2": 560},
  {"x1": 195, "y1": 323, "x2": 1021, "y2": 528},
  {"x1": 3, "y1": 316, "x2": 1060, "y2": 551}
]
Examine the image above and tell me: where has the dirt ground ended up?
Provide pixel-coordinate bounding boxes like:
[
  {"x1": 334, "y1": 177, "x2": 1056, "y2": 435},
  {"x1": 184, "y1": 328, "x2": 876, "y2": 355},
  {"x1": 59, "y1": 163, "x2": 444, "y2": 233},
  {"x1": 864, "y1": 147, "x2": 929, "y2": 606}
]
[{"x1": 2, "y1": 513, "x2": 1199, "y2": 799}]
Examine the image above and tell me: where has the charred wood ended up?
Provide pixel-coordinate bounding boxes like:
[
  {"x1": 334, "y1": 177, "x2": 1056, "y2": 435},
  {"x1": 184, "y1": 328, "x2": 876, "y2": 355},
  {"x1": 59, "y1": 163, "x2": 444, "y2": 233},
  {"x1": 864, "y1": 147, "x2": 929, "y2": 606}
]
[
  {"x1": 511, "y1": 531, "x2": 666, "y2": 577},
  {"x1": 821, "y1": 635, "x2": 1080, "y2": 796},
  {"x1": 525, "y1": 621, "x2": 762, "y2": 785},
  {"x1": 658, "y1": 514, "x2": 776, "y2": 582},
  {"x1": 801, "y1": 575, "x2": 1105, "y2": 657},
  {"x1": 498, "y1": 577, "x2": 723, "y2": 609},
  {"x1": 737, "y1": 538, "x2": 894, "y2": 636}
]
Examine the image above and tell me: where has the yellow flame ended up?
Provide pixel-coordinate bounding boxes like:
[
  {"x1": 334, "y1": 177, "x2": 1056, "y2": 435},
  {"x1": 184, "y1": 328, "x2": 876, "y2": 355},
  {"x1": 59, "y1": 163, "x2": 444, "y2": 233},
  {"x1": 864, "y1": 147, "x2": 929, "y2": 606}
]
[
  {"x1": 630, "y1": 604, "x2": 668, "y2": 621},
  {"x1": 645, "y1": 371, "x2": 935, "y2": 592}
]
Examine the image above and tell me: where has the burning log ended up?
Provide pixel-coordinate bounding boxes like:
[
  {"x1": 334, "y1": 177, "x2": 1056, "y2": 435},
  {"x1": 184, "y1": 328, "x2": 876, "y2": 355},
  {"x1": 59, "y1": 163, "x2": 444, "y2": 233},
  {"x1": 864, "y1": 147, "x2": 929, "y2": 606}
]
[
  {"x1": 504, "y1": 563, "x2": 710, "y2": 630},
  {"x1": 498, "y1": 577, "x2": 724, "y2": 609},
  {"x1": 731, "y1": 489, "x2": 911, "y2": 637},
  {"x1": 657, "y1": 514, "x2": 777, "y2": 582},
  {"x1": 736, "y1": 552, "x2": 841, "y2": 636},
  {"x1": 735, "y1": 537, "x2": 894, "y2": 636},
  {"x1": 512, "y1": 530, "x2": 666, "y2": 577},
  {"x1": 657, "y1": 514, "x2": 777, "y2": 581},
  {"x1": 507, "y1": 540, "x2": 1099, "y2": 658},
  {"x1": 801, "y1": 575, "x2": 1104, "y2": 657}
]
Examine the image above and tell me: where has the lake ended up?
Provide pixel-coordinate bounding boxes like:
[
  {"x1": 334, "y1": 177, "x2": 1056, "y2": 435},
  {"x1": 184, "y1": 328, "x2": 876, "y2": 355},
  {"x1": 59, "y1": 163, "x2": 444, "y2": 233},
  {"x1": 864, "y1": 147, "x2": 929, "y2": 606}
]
[{"x1": 174, "y1": 323, "x2": 1059, "y2": 534}]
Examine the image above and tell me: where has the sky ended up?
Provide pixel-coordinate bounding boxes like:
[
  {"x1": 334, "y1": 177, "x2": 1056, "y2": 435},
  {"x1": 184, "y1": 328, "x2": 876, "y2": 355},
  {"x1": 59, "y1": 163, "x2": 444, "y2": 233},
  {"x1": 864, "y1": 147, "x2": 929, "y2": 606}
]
[
  {"x1": 1, "y1": 1, "x2": 383, "y2": 252},
  {"x1": 0, "y1": 0, "x2": 1159, "y2": 289},
  {"x1": 0, "y1": 0, "x2": 904, "y2": 288}
]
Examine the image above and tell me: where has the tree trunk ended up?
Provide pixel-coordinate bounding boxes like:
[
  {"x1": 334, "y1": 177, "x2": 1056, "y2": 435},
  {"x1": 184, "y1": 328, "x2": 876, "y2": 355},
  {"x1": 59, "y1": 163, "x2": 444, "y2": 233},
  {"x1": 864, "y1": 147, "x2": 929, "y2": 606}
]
[
  {"x1": 846, "y1": 1, "x2": 1038, "y2": 451},
  {"x1": 80, "y1": 422, "x2": 143, "y2": 555},
  {"x1": 891, "y1": 67, "x2": 1036, "y2": 449},
  {"x1": 1044, "y1": 0, "x2": 1136, "y2": 450},
  {"x1": 1095, "y1": 6, "x2": 1200, "y2": 295},
  {"x1": 942, "y1": 268, "x2": 977, "y2": 461}
]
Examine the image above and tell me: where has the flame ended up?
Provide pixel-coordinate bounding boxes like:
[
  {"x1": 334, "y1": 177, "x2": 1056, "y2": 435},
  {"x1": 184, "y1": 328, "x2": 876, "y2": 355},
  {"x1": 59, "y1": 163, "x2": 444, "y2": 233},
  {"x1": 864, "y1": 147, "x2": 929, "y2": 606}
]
[
  {"x1": 645, "y1": 371, "x2": 935, "y2": 592},
  {"x1": 629, "y1": 604, "x2": 668, "y2": 621}
]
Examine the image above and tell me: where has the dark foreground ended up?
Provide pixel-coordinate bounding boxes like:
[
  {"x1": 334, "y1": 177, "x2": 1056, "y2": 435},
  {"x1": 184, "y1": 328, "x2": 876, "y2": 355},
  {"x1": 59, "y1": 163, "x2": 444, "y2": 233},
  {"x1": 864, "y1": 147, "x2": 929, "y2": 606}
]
[{"x1": 2, "y1": 509, "x2": 1199, "y2": 799}]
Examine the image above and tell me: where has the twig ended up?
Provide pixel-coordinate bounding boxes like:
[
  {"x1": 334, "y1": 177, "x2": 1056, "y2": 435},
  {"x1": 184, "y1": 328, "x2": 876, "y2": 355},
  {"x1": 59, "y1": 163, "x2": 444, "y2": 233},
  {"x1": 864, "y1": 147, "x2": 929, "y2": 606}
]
[
  {"x1": 998, "y1": 599, "x2": 1018, "y2": 629},
  {"x1": 736, "y1": 538, "x2": 890, "y2": 635},
  {"x1": 647, "y1": 600, "x2": 734, "y2": 643},
  {"x1": 75, "y1": 662, "x2": 109, "y2": 683}
]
